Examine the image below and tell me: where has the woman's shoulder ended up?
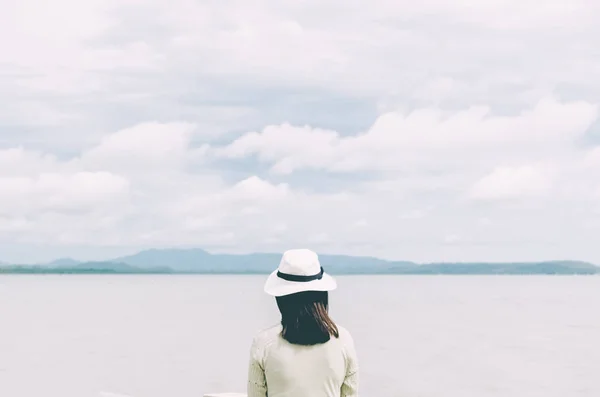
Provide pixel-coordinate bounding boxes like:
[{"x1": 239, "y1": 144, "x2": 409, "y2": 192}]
[
  {"x1": 336, "y1": 324, "x2": 354, "y2": 340},
  {"x1": 249, "y1": 324, "x2": 282, "y2": 362},
  {"x1": 335, "y1": 324, "x2": 357, "y2": 350},
  {"x1": 252, "y1": 324, "x2": 282, "y2": 346}
]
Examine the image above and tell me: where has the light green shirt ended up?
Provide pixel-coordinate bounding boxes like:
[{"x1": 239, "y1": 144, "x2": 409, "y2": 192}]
[{"x1": 247, "y1": 324, "x2": 359, "y2": 397}]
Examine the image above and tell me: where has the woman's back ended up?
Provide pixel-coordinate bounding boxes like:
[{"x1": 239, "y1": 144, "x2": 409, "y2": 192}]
[
  {"x1": 246, "y1": 249, "x2": 359, "y2": 397},
  {"x1": 248, "y1": 324, "x2": 358, "y2": 397}
]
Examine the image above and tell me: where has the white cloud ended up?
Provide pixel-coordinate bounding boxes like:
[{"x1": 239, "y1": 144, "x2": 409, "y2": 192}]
[
  {"x1": 353, "y1": 219, "x2": 368, "y2": 228},
  {"x1": 478, "y1": 217, "x2": 493, "y2": 227},
  {"x1": 0, "y1": 148, "x2": 62, "y2": 176},
  {"x1": 0, "y1": 172, "x2": 129, "y2": 215},
  {"x1": 81, "y1": 122, "x2": 197, "y2": 173},
  {"x1": 1, "y1": 98, "x2": 600, "y2": 263},
  {"x1": 2, "y1": 95, "x2": 600, "y2": 264},
  {"x1": 584, "y1": 147, "x2": 600, "y2": 168},
  {"x1": 0, "y1": 216, "x2": 32, "y2": 233},
  {"x1": 443, "y1": 234, "x2": 462, "y2": 245},
  {"x1": 2, "y1": 0, "x2": 600, "y2": 263},
  {"x1": 213, "y1": 97, "x2": 598, "y2": 175},
  {"x1": 468, "y1": 165, "x2": 554, "y2": 200},
  {"x1": 399, "y1": 210, "x2": 428, "y2": 220},
  {"x1": 2, "y1": 0, "x2": 600, "y2": 132},
  {"x1": 228, "y1": 176, "x2": 290, "y2": 202}
]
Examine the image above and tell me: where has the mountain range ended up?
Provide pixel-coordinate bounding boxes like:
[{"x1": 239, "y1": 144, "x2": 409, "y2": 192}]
[{"x1": 1, "y1": 248, "x2": 599, "y2": 275}]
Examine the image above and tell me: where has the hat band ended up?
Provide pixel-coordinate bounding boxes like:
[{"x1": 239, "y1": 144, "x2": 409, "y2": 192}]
[{"x1": 277, "y1": 266, "x2": 324, "y2": 282}]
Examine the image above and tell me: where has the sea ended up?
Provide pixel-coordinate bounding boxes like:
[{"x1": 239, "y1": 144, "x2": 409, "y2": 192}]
[{"x1": 0, "y1": 275, "x2": 598, "y2": 397}]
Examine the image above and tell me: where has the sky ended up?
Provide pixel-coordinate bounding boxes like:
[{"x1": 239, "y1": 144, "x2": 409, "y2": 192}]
[{"x1": 1, "y1": 0, "x2": 600, "y2": 264}]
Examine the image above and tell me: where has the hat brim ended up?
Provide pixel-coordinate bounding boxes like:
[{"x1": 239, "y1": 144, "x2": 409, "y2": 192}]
[{"x1": 264, "y1": 270, "x2": 337, "y2": 297}]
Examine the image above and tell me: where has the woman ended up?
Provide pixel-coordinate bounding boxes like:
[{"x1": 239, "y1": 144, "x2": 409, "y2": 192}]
[{"x1": 247, "y1": 249, "x2": 359, "y2": 397}]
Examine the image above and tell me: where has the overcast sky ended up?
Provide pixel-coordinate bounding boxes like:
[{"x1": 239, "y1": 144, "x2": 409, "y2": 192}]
[{"x1": 1, "y1": 0, "x2": 600, "y2": 264}]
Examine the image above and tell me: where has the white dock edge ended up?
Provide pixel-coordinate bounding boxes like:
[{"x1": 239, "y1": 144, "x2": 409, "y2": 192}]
[{"x1": 203, "y1": 394, "x2": 246, "y2": 397}]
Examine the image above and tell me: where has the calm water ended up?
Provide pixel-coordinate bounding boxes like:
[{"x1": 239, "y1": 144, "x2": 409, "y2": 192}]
[{"x1": 0, "y1": 275, "x2": 599, "y2": 397}]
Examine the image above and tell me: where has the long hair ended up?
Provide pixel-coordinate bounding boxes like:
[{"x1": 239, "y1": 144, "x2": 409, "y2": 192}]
[{"x1": 276, "y1": 290, "x2": 339, "y2": 346}]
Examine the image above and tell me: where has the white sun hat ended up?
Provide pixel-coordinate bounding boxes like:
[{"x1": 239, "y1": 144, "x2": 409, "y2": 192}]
[{"x1": 264, "y1": 249, "x2": 337, "y2": 297}]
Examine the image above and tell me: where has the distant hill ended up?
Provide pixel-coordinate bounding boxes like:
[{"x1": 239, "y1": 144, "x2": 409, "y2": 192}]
[
  {"x1": 113, "y1": 248, "x2": 213, "y2": 271},
  {"x1": 0, "y1": 249, "x2": 598, "y2": 275},
  {"x1": 112, "y1": 248, "x2": 417, "y2": 273},
  {"x1": 393, "y1": 260, "x2": 600, "y2": 275},
  {"x1": 0, "y1": 261, "x2": 172, "y2": 274},
  {"x1": 46, "y1": 258, "x2": 82, "y2": 267}
]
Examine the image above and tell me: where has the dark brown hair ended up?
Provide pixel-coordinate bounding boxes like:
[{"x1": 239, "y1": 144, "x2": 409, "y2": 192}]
[{"x1": 276, "y1": 290, "x2": 339, "y2": 346}]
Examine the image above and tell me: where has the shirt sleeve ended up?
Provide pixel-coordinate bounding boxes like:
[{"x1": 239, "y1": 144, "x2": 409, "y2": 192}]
[
  {"x1": 247, "y1": 335, "x2": 268, "y2": 397},
  {"x1": 341, "y1": 331, "x2": 359, "y2": 397}
]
